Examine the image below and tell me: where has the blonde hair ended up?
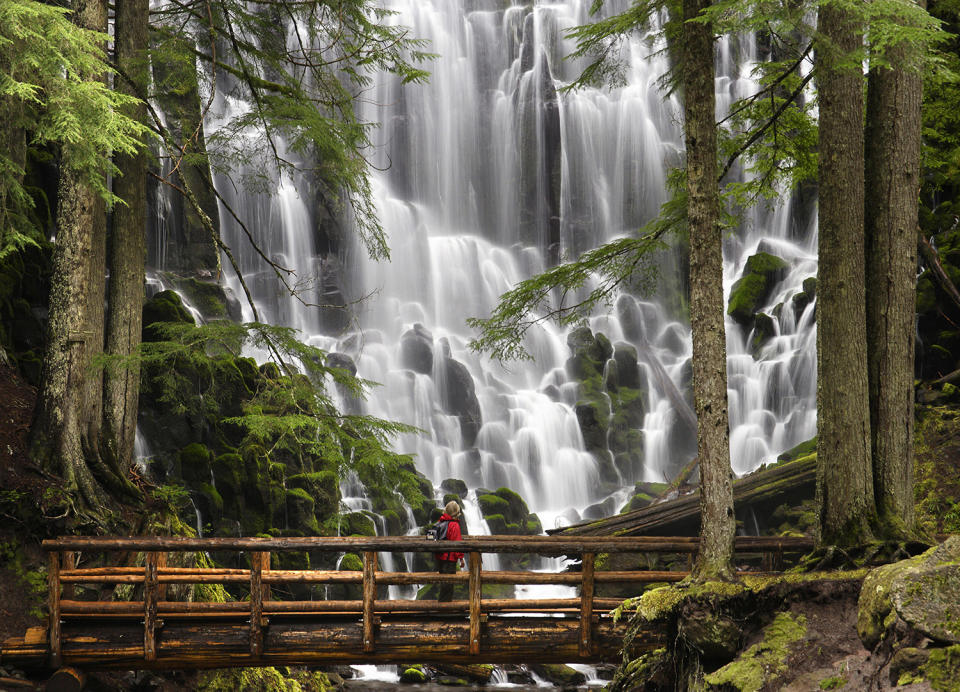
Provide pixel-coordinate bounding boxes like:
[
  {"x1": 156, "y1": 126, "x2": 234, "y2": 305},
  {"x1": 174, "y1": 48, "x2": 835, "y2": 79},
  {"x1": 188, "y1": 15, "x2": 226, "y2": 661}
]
[{"x1": 444, "y1": 500, "x2": 461, "y2": 518}]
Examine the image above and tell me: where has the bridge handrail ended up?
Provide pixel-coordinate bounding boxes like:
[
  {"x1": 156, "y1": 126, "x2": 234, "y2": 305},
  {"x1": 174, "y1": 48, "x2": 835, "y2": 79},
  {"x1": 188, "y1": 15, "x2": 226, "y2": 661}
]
[
  {"x1": 41, "y1": 534, "x2": 814, "y2": 553},
  {"x1": 41, "y1": 534, "x2": 814, "y2": 667}
]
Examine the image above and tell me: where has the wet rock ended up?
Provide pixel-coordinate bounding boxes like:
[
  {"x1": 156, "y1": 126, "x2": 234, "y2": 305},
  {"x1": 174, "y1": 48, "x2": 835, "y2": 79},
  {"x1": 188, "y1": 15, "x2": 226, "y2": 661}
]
[
  {"x1": 791, "y1": 276, "x2": 817, "y2": 318},
  {"x1": 750, "y1": 312, "x2": 777, "y2": 357},
  {"x1": 142, "y1": 289, "x2": 195, "y2": 341},
  {"x1": 888, "y1": 647, "x2": 930, "y2": 684},
  {"x1": 399, "y1": 664, "x2": 428, "y2": 683},
  {"x1": 399, "y1": 323, "x2": 434, "y2": 374},
  {"x1": 616, "y1": 295, "x2": 646, "y2": 342},
  {"x1": 584, "y1": 495, "x2": 619, "y2": 520},
  {"x1": 440, "y1": 478, "x2": 468, "y2": 498},
  {"x1": 613, "y1": 343, "x2": 642, "y2": 389},
  {"x1": 530, "y1": 663, "x2": 586, "y2": 687},
  {"x1": 439, "y1": 356, "x2": 482, "y2": 446},
  {"x1": 327, "y1": 352, "x2": 357, "y2": 376}
]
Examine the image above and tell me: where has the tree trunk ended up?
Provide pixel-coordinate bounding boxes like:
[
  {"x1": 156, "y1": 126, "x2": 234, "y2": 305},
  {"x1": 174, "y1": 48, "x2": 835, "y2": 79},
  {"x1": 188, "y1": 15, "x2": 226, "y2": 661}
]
[
  {"x1": 103, "y1": 0, "x2": 149, "y2": 474},
  {"x1": 30, "y1": 0, "x2": 110, "y2": 509},
  {"x1": 815, "y1": 3, "x2": 876, "y2": 547},
  {"x1": 864, "y1": 1, "x2": 924, "y2": 537},
  {"x1": 683, "y1": 0, "x2": 735, "y2": 581}
]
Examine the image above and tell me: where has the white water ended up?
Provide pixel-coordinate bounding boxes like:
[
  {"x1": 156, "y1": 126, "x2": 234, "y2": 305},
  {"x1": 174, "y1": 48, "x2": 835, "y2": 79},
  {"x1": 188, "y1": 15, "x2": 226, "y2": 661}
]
[{"x1": 180, "y1": 0, "x2": 817, "y2": 561}]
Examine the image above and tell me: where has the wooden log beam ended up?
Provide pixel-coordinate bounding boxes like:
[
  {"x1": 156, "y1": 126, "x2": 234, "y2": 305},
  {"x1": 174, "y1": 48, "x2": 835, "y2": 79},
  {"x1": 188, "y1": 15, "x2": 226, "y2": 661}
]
[
  {"x1": 43, "y1": 534, "x2": 811, "y2": 554},
  {"x1": 47, "y1": 666, "x2": 86, "y2": 692}
]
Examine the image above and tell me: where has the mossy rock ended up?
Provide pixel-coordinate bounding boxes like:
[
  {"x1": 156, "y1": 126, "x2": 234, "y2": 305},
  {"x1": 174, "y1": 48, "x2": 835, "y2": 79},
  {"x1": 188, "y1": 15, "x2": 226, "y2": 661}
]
[
  {"x1": 179, "y1": 443, "x2": 212, "y2": 485},
  {"x1": 399, "y1": 665, "x2": 428, "y2": 683},
  {"x1": 477, "y1": 493, "x2": 509, "y2": 518},
  {"x1": 530, "y1": 663, "x2": 586, "y2": 686},
  {"x1": 916, "y1": 644, "x2": 960, "y2": 691},
  {"x1": 484, "y1": 513, "x2": 509, "y2": 534},
  {"x1": 339, "y1": 511, "x2": 377, "y2": 537},
  {"x1": 704, "y1": 612, "x2": 807, "y2": 691},
  {"x1": 526, "y1": 513, "x2": 543, "y2": 535},
  {"x1": 440, "y1": 478, "x2": 468, "y2": 498},
  {"x1": 338, "y1": 553, "x2": 363, "y2": 571},
  {"x1": 858, "y1": 537, "x2": 960, "y2": 650},
  {"x1": 727, "y1": 252, "x2": 789, "y2": 326},
  {"x1": 494, "y1": 487, "x2": 530, "y2": 522},
  {"x1": 791, "y1": 276, "x2": 817, "y2": 317},
  {"x1": 170, "y1": 276, "x2": 231, "y2": 319},
  {"x1": 287, "y1": 471, "x2": 339, "y2": 520},
  {"x1": 777, "y1": 436, "x2": 817, "y2": 463},
  {"x1": 142, "y1": 290, "x2": 195, "y2": 341},
  {"x1": 285, "y1": 488, "x2": 320, "y2": 534}
]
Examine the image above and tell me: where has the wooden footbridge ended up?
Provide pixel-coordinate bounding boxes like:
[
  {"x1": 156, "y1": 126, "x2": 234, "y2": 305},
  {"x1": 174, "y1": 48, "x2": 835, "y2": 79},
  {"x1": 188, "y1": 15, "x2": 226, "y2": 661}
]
[{"x1": 1, "y1": 535, "x2": 812, "y2": 674}]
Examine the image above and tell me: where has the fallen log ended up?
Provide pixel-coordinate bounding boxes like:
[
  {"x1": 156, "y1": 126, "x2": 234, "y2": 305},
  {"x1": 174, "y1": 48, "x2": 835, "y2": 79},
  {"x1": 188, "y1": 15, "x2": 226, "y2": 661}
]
[{"x1": 550, "y1": 455, "x2": 817, "y2": 537}]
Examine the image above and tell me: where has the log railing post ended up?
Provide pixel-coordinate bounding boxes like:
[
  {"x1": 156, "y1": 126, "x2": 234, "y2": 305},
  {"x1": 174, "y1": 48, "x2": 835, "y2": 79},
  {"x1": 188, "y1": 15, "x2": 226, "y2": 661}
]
[
  {"x1": 579, "y1": 552, "x2": 595, "y2": 657},
  {"x1": 61, "y1": 552, "x2": 76, "y2": 601},
  {"x1": 250, "y1": 551, "x2": 266, "y2": 657},
  {"x1": 48, "y1": 551, "x2": 61, "y2": 668},
  {"x1": 156, "y1": 552, "x2": 168, "y2": 601},
  {"x1": 362, "y1": 551, "x2": 376, "y2": 653},
  {"x1": 144, "y1": 552, "x2": 160, "y2": 661},
  {"x1": 468, "y1": 551, "x2": 482, "y2": 655}
]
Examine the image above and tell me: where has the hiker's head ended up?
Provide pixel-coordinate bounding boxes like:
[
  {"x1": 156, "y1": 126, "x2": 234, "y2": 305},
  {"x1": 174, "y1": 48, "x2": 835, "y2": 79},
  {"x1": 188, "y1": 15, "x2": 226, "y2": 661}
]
[{"x1": 444, "y1": 500, "x2": 461, "y2": 518}]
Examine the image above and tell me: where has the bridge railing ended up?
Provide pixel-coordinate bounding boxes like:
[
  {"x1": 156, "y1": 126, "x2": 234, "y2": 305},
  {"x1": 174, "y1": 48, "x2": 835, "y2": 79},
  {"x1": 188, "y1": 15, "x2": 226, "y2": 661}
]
[{"x1": 41, "y1": 535, "x2": 813, "y2": 667}]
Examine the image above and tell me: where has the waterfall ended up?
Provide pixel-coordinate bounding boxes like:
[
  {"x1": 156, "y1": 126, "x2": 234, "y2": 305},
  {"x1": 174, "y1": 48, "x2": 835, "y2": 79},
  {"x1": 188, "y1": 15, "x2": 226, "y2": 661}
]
[{"x1": 195, "y1": 0, "x2": 817, "y2": 532}]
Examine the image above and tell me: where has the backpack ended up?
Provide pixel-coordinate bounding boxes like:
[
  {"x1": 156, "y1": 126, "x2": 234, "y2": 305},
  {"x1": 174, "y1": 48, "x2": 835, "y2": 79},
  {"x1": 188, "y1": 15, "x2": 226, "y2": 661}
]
[{"x1": 426, "y1": 518, "x2": 450, "y2": 541}]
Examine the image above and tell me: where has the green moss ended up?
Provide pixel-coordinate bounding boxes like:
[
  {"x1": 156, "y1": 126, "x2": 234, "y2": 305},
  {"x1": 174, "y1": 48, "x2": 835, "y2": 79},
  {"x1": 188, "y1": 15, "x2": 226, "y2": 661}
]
[
  {"x1": 704, "y1": 612, "x2": 807, "y2": 691},
  {"x1": 638, "y1": 581, "x2": 748, "y2": 622},
  {"x1": 920, "y1": 645, "x2": 960, "y2": 691},
  {"x1": 197, "y1": 667, "x2": 333, "y2": 691},
  {"x1": 728, "y1": 252, "x2": 789, "y2": 325},
  {"x1": 478, "y1": 493, "x2": 509, "y2": 517},
  {"x1": 338, "y1": 553, "x2": 363, "y2": 571},
  {"x1": 819, "y1": 675, "x2": 847, "y2": 689},
  {"x1": 400, "y1": 665, "x2": 428, "y2": 683}
]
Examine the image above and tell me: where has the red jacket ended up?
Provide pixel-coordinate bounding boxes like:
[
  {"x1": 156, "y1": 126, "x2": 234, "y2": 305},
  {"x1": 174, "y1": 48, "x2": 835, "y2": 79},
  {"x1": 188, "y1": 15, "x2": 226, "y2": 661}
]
[{"x1": 434, "y1": 514, "x2": 464, "y2": 562}]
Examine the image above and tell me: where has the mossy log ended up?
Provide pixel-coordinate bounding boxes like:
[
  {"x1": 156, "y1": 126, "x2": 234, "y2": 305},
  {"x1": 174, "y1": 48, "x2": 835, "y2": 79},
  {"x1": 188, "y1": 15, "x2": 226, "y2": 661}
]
[{"x1": 550, "y1": 455, "x2": 816, "y2": 537}]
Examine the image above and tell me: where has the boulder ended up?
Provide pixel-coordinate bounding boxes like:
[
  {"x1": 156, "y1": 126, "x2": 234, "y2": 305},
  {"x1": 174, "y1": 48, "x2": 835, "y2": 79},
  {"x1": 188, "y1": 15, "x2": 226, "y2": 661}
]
[
  {"x1": 326, "y1": 352, "x2": 357, "y2": 376},
  {"x1": 399, "y1": 323, "x2": 434, "y2": 374},
  {"x1": 439, "y1": 356, "x2": 482, "y2": 446},
  {"x1": 440, "y1": 478, "x2": 468, "y2": 498},
  {"x1": 858, "y1": 536, "x2": 960, "y2": 649},
  {"x1": 727, "y1": 252, "x2": 789, "y2": 326},
  {"x1": 613, "y1": 343, "x2": 643, "y2": 390},
  {"x1": 530, "y1": 664, "x2": 586, "y2": 687},
  {"x1": 750, "y1": 312, "x2": 777, "y2": 357}
]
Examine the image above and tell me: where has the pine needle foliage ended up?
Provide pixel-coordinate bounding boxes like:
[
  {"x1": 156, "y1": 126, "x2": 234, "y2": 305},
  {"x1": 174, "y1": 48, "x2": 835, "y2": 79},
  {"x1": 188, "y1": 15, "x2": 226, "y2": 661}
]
[
  {"x1": 135, "y1": 320, "x2": 422, "y2": 502},
  {"x1": 0, "y1": 0, "x2": 148, "y2": 254},
  {"x1": 149, "y1": 0, "x2": 433, "y2": 260}
]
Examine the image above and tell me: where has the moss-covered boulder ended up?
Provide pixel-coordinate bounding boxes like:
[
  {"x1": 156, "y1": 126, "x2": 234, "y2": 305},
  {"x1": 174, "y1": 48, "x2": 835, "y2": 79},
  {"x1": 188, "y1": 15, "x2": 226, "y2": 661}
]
[
  {"x1": 858, "y1": 537, "x2": 960, "y2": 649},
  {"x1": 530, "y1": 664, "x2": 586, "y2": 687},
  {"x1": 704, "y1": 612, "x2": 807, "y2": 691},
  {"x1": 791, "y1": 276, "x2": 817, "y2": 318},
  {"x1": 142, "y1": 289, "x2": 195, "y2": 341},
  {"x1": 440, "y1": 478, "x2": 468, "y2": 498},
  {"x1": 727, "y1": 252, "x2": 789, "y2": 326},
  {"x1": 750, "y1": 312, "x2": 776, "y2": 357}
]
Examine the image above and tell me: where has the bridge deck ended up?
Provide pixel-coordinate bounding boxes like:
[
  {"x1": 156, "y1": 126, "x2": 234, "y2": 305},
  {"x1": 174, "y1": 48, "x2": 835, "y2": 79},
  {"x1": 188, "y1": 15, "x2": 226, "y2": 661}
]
[{"x1": 0, "y1": 535, "x2": 811, "y2": 672}]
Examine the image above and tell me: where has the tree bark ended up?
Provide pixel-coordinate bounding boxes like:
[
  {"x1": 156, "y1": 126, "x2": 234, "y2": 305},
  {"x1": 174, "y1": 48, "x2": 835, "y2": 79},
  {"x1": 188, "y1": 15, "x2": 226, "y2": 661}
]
[
  {"x1": 864, "y1": 2, "x2": 924, "y2": 537},
  {"x1": 30, "y1": 0, "x2": 110, "y2": 509},
  {"x1": 103, "y1": 0, "x2": 149, "y2": 474},
  {"x1": 682, "y1": 0, "x2": 735, "y2": 580},
  {"x1": 815, "y1": 3, "x2": 876, "y2": 547}
]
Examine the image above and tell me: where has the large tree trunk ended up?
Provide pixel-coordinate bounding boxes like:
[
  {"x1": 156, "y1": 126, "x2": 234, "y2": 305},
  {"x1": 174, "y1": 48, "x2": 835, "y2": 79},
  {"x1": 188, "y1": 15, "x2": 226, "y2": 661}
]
[
  {"x1": 30, "y1": 0, "x2": 110, "y2": 509},
  {"x1": 864, "y1": 0, "x2": 924, "y2": 537},
  {"x1": 682, "y1": 0, "x2": 735, "y2": 581},
  {"x1": 815, "y1": 3, "x2": 876, "y2": 547},
  {"x1": 103, "y1": 0, "x2": 149, "y2": 474}
]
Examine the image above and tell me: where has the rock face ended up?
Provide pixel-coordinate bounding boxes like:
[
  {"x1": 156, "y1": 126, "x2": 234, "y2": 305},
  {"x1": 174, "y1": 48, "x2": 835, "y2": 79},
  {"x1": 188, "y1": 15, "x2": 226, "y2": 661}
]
[
  {"x1": 858, "y1": 536, "x2": 960, "y2": 649},
  {"x1": 439, "y1": 355, "x2": 482, "y2": 447}
]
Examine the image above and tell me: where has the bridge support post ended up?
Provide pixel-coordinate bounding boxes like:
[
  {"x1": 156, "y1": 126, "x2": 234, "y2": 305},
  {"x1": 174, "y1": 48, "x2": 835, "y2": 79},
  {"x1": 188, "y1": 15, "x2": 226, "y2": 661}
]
[
  {"x1": 250, "y1": 551, "x2": 268, "y2": 657},
  {"x1": 363, "y1": 552, "x2": 377, "y2": 653},
  {"x1": 144, "y1": 552, "x2": 160, "y2": 661},
  {"x1": 48, "y1": 551, "x2": 61, "y2": 668},
  {"x1": 468, "y1": 552, "x2": 482, "y2": 655},
  {"x1": 579, "y1": 553, "x2": 595, "y2": 657}
]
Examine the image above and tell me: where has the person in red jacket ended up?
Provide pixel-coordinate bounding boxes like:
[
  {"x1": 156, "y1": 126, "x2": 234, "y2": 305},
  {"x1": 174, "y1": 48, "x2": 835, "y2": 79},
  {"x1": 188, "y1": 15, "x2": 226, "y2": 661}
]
[{"x1": 435, "y1": 500, "x2": 464, "y2": 602}]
